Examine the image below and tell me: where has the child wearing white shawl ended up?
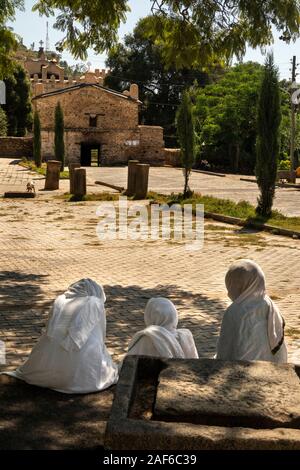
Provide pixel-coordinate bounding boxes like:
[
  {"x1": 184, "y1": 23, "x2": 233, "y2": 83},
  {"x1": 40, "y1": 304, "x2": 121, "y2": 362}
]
[
  {"x1": 8, "y1": 278, "x2": 118, "y2": 393},
  {"x1": 216, "y1": 259, "x2": 287, "y2": 363},
  {"x1": 126, "y1": 297, "x2": 199, "y2": 359}
]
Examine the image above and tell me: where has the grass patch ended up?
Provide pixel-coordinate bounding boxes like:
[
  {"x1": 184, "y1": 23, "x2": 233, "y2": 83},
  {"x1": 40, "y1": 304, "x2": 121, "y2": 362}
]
[
  {"x1": 56, "y1": 192, "x2": 120, "y2": 202},
  {"x1": 19, "y1": 158, "x2": 69, "y2": 179},
  {"x1": 148, "y1": 192, "x2": 300, "y2": 233}
]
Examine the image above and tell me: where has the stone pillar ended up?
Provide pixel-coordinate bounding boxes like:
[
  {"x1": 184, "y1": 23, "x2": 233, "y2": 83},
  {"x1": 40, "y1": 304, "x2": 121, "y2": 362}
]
[
  {"x1": 50, "y1": 74, "x2": 56, "y2": 89},
  {"x1": 69, "y1": 163, "x2": 81, "y2": 194},
  {"x1": 42, "y1": 66, "x2": 47, "y2": 81},
  {"x1": 74, "y1": 168, "x2": 86, "y2": 197},
  {"x1": 130, "y1": 83, "x2": 139, "y2": 100},
  {"x1": 59, "y1": 70, "x2": 64, "y2": 84},
  {"x1": 135, "y1": 164, "x2": 150, "y2": 199},
  {"x1": 44, "y1": 160, "x2": 61, "y2": 190},
  {"x1": 126, "y1": 160, "x2": 139, "y2": 197}
]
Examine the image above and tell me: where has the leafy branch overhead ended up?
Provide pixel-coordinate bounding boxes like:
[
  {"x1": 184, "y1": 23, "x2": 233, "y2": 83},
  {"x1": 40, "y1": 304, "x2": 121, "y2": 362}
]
[
  {"x1": 31, "y1": 1, "x2": 300, "y2": 65},
  {"x1": 32, "y1": 0, "x2": 130, "y2": 59}
]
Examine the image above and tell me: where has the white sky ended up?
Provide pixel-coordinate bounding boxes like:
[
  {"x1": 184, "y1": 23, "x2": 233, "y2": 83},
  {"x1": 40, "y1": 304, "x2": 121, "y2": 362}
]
[{"x1": 8, "y1": 0, "x2": 300, "y2": 80}]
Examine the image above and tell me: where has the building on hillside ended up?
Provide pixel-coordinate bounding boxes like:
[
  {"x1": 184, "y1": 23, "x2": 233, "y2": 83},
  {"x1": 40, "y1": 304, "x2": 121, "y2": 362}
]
[
  {"x1": 22, "y1": 46, "x2": 108, "y2": 95},
  {"x1": 32, "y1": 72, "x2": 165, "y2": 166}
]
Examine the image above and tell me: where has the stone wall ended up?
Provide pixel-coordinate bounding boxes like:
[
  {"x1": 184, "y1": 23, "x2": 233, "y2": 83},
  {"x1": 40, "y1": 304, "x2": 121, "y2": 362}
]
[
  {"x1": 165, "y1": 148, "x2": 181, "y2": 167},
  {"x1": 0, "y1": 137, "x2": 33, "y2": 158},
  {"x1": 34, "y1": 86, "x2": 139, "y2": 130},
  {"x1": 40, "y1": 127, "x2": 165, "y2": 165},
  {"x1": 124, "y1": 126, "x2": 165, "y2": 165},
  {"x1": 35, "y1": 85, "x2": 166, "y2": 165}
]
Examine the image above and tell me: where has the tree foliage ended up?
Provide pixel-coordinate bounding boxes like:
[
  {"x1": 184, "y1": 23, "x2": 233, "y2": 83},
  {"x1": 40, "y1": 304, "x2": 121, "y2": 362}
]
[
  {"x1": 0, "y1": 107, "x2": 8, "y2": 136},
  {"x1": 176, "y1": 91, "x2": 195, "y2": 196},
  {"x1": 33, "y1": 0, "x2": 129, "y2": 59},
  {"x1": 193, "y1": 62, "x2": 263, "y2": 172},
  {"x1": 255, "y1": 53, "x2": 281, "y2": 217},
  {"x1": 4, "y1": 62, "x2": 32, "y2": 136},
  {"x1": 105, "y1": 18, "x2": 210, "y2": 146},
  {"x1": 33, "y1": 109, "x2": 42, "y2": 167},
  {"x1": 0, "y1": 1, "x2": 24, "y2": 78},
  {"x1": 54, "y1": 101, "x2": 65, "y2": 170},
  {"x1": 146, "y1": 1, "x2": 300, "y2": 67},
  {"x1": 31, "y1": 1, "x2": 300, "y2": 67}
]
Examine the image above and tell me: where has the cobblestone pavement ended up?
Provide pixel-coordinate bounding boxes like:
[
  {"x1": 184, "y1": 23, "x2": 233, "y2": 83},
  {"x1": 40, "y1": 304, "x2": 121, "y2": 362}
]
[
  {"x1": 0, "y1": 192, "x2": 300, "y2": 372},
  {"x1": 85, "y1": 166, "x2": 300, "y2": 217},
  {"x1": 0, "y1": 157, "x2": 300, "y2": 370},
  {"x1": 1, "y1": 158, "x2": 300, "y2": 216},
  {"x1": 1, "y1": 158, "x2": 300, "y2": 445}
]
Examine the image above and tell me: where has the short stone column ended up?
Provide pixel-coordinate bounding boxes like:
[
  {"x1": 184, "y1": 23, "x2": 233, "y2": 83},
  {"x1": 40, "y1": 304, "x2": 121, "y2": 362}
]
[
  {"x1": 44, "y1": 160, "x2": 61, "y2": 190},
  {"x1": 69, "y1": 163, "x2": 81, "y2": 194},
  {"x1": 135, "y1": 164, "x2": 150, "y2": 199},
  {"x1": 126, "y1": 160, "x2": 139, "y2": 197},
  {"x1": 73, "y1": 168, "x2": 86, "y2": 197}
]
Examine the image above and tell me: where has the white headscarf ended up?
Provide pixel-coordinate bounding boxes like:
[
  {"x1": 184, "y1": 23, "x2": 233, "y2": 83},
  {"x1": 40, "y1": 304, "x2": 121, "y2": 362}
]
[
  {"x1": 46, "y1": 278, "x2": 106, "y2": 351},
  {"x1": 224, "y1": 259, "x2": 285, "y2": 354},
  {"x1": 127, "y1": 297, "x2": 185, "y2": 358},
  {"x1": 64, "y1": 278, "x2": 106, "y2": 302},
  {"x1": 8, "y1": 279, "x2": 118, "y2": 393}
]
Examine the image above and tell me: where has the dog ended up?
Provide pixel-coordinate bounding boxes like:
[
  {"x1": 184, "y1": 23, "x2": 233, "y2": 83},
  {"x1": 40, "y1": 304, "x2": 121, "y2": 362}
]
[{"x1": 26, "y1": 181, "x2": 36, "y2": 193}]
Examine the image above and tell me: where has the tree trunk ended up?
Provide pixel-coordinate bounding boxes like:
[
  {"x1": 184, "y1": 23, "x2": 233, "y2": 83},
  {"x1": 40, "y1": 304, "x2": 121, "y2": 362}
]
[{"x1": 234, "y1": 143, "x2": 240, "y2": 173}]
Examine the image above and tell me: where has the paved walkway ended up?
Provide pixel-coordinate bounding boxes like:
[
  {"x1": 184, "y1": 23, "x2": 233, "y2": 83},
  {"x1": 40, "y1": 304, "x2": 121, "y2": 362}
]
[
  {"x1": 86, "y1": 166, "x2": 300, "y2": 217},
  {"x1": 1, "y1": 157, "x2": 300, "y2": 447},
  {"x1": 1, "y1": 159, "x2": 300, "y2": 216},
  {"x1": 0, "y1": 183, "x2": 299, "y2": 370}
]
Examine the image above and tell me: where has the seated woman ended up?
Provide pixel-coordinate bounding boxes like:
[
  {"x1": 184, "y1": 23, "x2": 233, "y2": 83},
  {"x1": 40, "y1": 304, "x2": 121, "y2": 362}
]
[
  {"x1": 8, "y1": 278, "x2": 118, "y2": 393},
  {"x1": 126, "y1": 297, "x2": 199, "y2": 359},
  {"x1": 216, "y1": 259, "x2": 287, "y2": 363}
]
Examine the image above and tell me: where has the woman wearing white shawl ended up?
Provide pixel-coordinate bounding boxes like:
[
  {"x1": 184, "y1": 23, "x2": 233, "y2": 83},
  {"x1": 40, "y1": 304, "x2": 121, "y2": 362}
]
[
  {"x1": 127, "y1": 297, "x2": 199, "y2": 359},
  {"x1": 8, "y1": 279, "x2": 118, "y2": 393},
  {"x1": 216, "y1": 259, "x2": 287, "y2": 363}
]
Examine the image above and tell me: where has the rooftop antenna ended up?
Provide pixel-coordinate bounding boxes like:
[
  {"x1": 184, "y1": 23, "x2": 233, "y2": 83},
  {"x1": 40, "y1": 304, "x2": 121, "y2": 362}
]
[{"x1": 46, "y1": 21, "x2": 50, "y2": 52}]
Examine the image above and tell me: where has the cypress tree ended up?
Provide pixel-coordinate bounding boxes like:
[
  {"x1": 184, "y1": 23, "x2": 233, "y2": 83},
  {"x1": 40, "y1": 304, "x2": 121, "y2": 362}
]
[
  {"x1": 54, "y1": 101, "x2": 65, "y2": 171},
  {"x1": 255, "y1": 52, "x2": 281, "y2": 217},
  {"x1": 4, "y1": 63, "x2": 32, "y2": 136},
  {"x1": 33, "y1": 110, "x2": 41, "y2": 168},
  {"x1": 176, "y1": 91, "x2": 195, "y2": 197}
]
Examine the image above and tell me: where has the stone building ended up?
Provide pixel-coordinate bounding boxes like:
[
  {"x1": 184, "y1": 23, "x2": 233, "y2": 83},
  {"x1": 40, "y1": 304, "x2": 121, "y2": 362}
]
[
  {"x1": 23, "y1": 47, "x2": 108, "y2": 96},
  {"x1": 32, "y1": 72, "x2": 165, "y2": 166}
]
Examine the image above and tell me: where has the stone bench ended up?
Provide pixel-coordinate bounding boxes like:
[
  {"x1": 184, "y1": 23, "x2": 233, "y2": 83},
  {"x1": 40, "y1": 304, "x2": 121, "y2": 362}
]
[{"x1": 105, "y1": 356, "x2": 300, "y2": 450}]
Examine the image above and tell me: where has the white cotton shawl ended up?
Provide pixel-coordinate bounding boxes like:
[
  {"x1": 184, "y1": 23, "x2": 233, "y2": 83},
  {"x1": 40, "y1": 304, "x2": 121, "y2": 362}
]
[
  {"x1": 216, "y1": 259, "x2": 287, "y2": 363},
  {"x1": 127, "y1": 297, "x2": 198, "y2": 359},
  {"x1": 8, "y1": 279, "x2": 118, "y2": 393}
]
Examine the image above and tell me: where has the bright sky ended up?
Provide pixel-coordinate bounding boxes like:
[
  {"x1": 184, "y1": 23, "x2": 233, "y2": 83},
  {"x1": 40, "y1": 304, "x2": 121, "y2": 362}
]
[{"x1": 8, "y1": 0, "x2": 300, "y2": 80}]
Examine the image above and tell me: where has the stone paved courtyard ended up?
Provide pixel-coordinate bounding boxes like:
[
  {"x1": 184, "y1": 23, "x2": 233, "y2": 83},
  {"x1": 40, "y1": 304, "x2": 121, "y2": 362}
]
[
  {"x1": 1, "y1": 157, "x2": 300, "y2": 447},
  {"x1": 2, "y1": 158, "x2": 300, "y2": 215},
  {"x1": 0, "y1": 158, "x2": 300, "y2": 373}
]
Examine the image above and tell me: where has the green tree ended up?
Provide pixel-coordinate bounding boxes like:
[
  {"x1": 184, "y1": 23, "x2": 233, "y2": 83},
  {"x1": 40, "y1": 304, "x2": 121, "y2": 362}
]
[
  {"x1": 255, "y1": 53, "x2": 281, "y2": 217},
  {"x1": 33, "y1": 110, "x2": 42, "y2": 168},
  {"x1": 54, "y1": 101, "x2": 65, "y2": 170},
  {"x1": 145, "y1": 1, "x2": 300, "y2": 68},
  {"x1": 176, "y1": 91, "x2": 195, "y2": 196},
  {"x1": 0, "y1": 107, "x2": 8, "y2": 136},
  {"x1": 33, "y1": 2, "x2": 300, "y2": 66},
  {"x1": 0, "y1": 1, "x2": 24, "y2": 78},
  {"x1": 33, "y1": 0, "x2": 129, "y2": 59},
  {"x1": 194, "y1": 62, "x2": 263, "y2": 172},
  {"x1": 105, "y1": 17, "x2": 210, "y2": 147},
  {"x1": 4, "y1": 63, "x2": 32, "y2": 136}
]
